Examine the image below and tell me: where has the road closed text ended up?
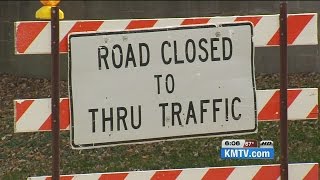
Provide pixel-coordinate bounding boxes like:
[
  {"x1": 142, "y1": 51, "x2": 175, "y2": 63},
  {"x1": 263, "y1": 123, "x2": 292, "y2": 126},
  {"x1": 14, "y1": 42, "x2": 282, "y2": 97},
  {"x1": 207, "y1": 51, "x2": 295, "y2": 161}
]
[{"x1": 97, "y1": 37, "x2": 233, "y2": 70}]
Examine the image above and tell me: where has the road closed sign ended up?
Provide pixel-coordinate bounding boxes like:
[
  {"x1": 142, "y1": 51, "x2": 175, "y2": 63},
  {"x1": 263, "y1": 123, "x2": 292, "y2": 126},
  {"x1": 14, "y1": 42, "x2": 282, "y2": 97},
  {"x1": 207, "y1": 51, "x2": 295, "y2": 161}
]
[{"x1": 68, "y1": 22, "x2": 257, "y2": 149}]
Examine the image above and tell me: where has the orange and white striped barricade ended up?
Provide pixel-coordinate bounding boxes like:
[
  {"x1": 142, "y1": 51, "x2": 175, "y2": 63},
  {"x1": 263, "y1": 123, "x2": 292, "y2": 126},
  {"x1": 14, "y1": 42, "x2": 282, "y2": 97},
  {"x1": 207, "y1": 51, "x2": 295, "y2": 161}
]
[
  {"x1": 27, "y1": 163, "x2": 318, "y2": 180},
  {"x1": 15, "y1": 13, "x2": 317, "y2": 54},
  {"x1": 14, "y1": 88, "x2": 318, "y2": 132}
]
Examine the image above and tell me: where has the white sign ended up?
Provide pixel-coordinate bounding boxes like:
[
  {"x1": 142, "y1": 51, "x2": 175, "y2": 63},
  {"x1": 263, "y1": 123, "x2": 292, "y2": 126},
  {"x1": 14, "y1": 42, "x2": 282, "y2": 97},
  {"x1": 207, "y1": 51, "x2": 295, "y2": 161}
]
[{"x1": 68, "y1": 23, "x2": 257, "y2": 149}]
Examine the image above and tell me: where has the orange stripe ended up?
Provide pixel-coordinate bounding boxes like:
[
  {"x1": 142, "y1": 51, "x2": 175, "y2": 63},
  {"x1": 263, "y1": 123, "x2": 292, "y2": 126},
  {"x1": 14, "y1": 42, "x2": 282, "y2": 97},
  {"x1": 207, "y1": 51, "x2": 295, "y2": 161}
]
[
  {"x1": 125, "y1": 20, "x2": 158, "y2": 30},
  {"x1": 267, "y1": 14, "x2": 314, "y2": 45},
  {"x1": 99, "y1": 173, "x2": 128, "y2": 180},
  {"x1": 181, "y1": 18, "x2": 210, "y2": 25},
  {"x1": 303, "y1": 164, "x2": 319, "y2": 180},
  {"x1": 60, "y1": 99, "x2": 71, "y2": 129},
  {"x1": 15, "y1": 100, "x2": 34, "y2": 122},
  {"x1": 306, "y1": 105, "x2": 318, "y2": 119},
  {"x1": 287, "y1": 14, "x2": 313, "y2": 44},
  {"x1": 252, "y1": 165, "x2": 280, "y2": 180},
  {"x1": 16, "y1": 22, "x2": 48, "y2": 53},
  {"x1": 39, "y1": 99, "x2": 71, "y2": 131},
  {"x1": 202, "y1": 167, "x2": 234, "y2": 180},
  {"x1": 258, "y1": 90, "x2": 302, "y2": 121},
  {"x1": 59, "y1": 21, "x2": 104, "y2": 52},
  {"x1": 150, "y1": 170, "x2": 182, "y2": 180},
  {"x1": 39, "y1": 114, "x2": 53, "y2": 131},
  {"x1": 45, "y1": 176, "x2": 73, "y2": 180},
  {"x1": 234, "y1": 16, "x2": 262, "y2": 26}
]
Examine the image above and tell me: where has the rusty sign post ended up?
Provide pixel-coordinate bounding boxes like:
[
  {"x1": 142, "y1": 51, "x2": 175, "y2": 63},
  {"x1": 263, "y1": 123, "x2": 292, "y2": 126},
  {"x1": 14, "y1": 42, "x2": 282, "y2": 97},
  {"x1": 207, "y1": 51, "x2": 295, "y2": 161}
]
[
  {"x1": 280, "y1": 1, "x2": 288, "y2": 180},
  {"x1": 35, "y1": 1, "x2": 64, "y2": 180}
]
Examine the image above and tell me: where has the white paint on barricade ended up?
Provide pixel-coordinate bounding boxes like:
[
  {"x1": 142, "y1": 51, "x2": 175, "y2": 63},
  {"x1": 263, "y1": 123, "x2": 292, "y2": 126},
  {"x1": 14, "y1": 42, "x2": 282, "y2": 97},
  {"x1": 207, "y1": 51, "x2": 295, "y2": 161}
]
[
  {"x1": 287, "y1": 88, "x2": 318, "y2": 120},
  {"x1": 14, "y1": 13, "x2": 318, "y2": 54},
  {"x1": 27, "y1": 163, "x2": 319, "y2": 180},
  {"x1": 255, "y1": 88, "x2": 318, "y2": 121},
  {"x1": 293, "y1": 13, "x2": 318, "y2": 45},
  {"x1": 13, "y1": 88, "x2": 318, "y2": 133}
]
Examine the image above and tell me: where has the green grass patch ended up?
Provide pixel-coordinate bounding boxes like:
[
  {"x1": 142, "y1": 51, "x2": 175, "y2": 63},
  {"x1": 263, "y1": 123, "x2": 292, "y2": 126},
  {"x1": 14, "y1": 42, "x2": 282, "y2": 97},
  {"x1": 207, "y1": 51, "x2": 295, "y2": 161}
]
[{"x1": 1, "y1": 117, "x2": 319, "y2": 179}]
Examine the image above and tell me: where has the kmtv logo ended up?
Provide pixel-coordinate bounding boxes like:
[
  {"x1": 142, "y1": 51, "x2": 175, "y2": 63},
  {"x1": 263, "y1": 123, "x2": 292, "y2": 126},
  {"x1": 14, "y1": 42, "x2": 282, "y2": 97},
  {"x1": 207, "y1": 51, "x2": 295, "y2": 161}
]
[{"x1": 260, "y1": 140, "x2": 273, "y2": 148}]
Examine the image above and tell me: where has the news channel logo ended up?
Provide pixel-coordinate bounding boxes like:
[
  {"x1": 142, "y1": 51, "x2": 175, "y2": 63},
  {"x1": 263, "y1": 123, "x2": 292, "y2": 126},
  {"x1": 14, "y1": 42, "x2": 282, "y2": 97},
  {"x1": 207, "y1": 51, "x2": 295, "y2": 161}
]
[{"x1": 220, "y1": 139, "x2": 274, "y2": 159}]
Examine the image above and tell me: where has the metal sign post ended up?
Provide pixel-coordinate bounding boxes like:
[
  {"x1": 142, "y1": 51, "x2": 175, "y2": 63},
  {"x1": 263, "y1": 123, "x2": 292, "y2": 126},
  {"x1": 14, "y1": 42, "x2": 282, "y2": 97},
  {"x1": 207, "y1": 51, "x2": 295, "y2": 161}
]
[
  {"x1": 51, "y1": 6, "x2": 60, "y2": 180},
  {"x1": 280, "y1": 1, "x2": 288, "y2": 180},
  {"x1": 35, "y1": 1, "x2": 64, "y2": 179}
]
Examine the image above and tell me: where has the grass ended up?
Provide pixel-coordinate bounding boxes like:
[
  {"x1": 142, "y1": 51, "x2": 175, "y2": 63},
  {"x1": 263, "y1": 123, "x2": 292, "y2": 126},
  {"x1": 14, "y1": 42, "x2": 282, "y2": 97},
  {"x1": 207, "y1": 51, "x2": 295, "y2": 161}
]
[{"x1": 1, "y1": 118, "x2": 319, "y2": 179}]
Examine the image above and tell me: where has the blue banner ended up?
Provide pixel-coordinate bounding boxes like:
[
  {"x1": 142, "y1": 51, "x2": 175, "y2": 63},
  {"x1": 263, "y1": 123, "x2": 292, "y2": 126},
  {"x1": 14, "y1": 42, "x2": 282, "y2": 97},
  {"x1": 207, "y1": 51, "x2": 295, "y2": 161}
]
[{"x1": 220, "y1": 148, "x2": 274, "y2": 159}]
